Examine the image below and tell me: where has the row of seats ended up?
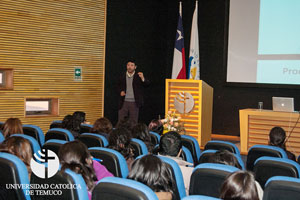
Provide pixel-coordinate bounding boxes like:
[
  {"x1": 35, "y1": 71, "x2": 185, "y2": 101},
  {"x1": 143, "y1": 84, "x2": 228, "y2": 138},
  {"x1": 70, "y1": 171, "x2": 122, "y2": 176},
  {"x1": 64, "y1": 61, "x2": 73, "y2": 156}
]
[{"x1": 2, "y1": 149, "x2": 300, "y2": 200}]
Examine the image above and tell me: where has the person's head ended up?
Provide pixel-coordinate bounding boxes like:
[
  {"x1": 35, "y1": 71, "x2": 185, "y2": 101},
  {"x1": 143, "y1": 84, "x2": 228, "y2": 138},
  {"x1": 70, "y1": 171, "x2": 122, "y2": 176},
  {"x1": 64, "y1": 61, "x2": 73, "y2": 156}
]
[
  {"x1": 2, "y1": 118, "x2": 23, "y2": 138},
  {"x1": 58, "y1": 141, "x2": 96, "y2": 191},
  {"x1": 0, "y1": 136, "x2": 32, "y2": 173},
  {"x1": 126, "y1": 60, "x2": 136, "y2": 74},
  {"x1": 91, "y1": 117, "x2": 113, "y2": 134},
  {"x1": 132, "y1": 123, "x2": 150, "y2": 142},
  {"x1": 116, "y1": 117, "x2": 134, "y2": 132},
  {"x1": 159, "y1": 131, "x2": 182, "y2": 157},
  {"x1": 209, "y1": 150, "x2": 242, "y2": 169},
  {"x1": 132, "y1": 123, "x2": 153, "y2": 152},
  {"x1": 108, "y1": 128, "x2": 133, "y2": 159},
  {"x1": 62, "y1": 115, "x2": 74, "y2": 131},
  {"x1": 220, "y1": 171, "x2": 259, "y2": 200},
  {"x1": 73, "y1": 111, "x2": 86, "y2": 124},
  {"x1": 148, "y1": 119, "x2": 163, "y2": 135},
  {"x1": 269, "y1": 126, "x2": 286, "y2": 150},
  {"x1": 128, "y1": 155, "x2": 175, "y2": 194}
]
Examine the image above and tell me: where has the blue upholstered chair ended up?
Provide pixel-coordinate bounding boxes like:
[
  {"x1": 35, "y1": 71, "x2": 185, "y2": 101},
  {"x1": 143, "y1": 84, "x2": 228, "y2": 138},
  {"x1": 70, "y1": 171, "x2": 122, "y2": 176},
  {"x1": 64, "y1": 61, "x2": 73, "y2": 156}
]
[
  {"x1": 149, "y1": 131, "x2": 160, "y2": 145},
  {"x1": 80, "y1": 124, "x2": 93, "y2": 134},
  {"x1": 49, "y1": 120, "x2": 63, "y2": 129},
  {"x1": 0, "y1": 130, "x2": 4, "y2": 143},
  {"x1": 189, "y1": 163, "x2": 239, "y2": 198},
  {"x1": 78, "y1": 133, "x2": 108, "y2": 148},
  {"x1": 130, "y1": 138, "x2": 148, "y2": 158},
  {"x1": 254, "y1": 156, "x2": 300, "y2": 189},
  {"x1": 92, "y1": 177, "x2": 159, "y2": 200},
  {"x1": 158, "y1": 156, "x2": 186, "y2": 200},
  {"x1": 181, "y1": 135, "x2": 201, "y2": 165},
  {"x1": 181, "y1": 195, "x2": 221, "y2": 200},
  {"x1": 0, "y1": 152, "x2": 31, "y2": 200},
  {"x1": 23, "y1": 124, "x2": 45, "y2": 146},
  {"x1": 42, "y1": 139, "x2": 67, "y2": 156},
  {"x1": 204, "y1": 140, "x2": 240, "y2": 157},
  {"x1": 181, "y1": 146, "x2": 194, "y2": 165},
  {"x1": 10, "y1": 134, "x2": 41, "y2": 155},
  {"x1": 246, "y1": 144, "x2": 288, "y2": 171},
  {"x1": 31, "y1": 168, "x2": 88, "y2": 200},
  {"x1": 45, "y1": 128, "x2": 75, "y2": 142},
  {"x1": 88, "y1": 147, "x2": 129, "y2": 178},
  {"x1": 263, "y1": 176, "x2": 300, "y2": 200}
]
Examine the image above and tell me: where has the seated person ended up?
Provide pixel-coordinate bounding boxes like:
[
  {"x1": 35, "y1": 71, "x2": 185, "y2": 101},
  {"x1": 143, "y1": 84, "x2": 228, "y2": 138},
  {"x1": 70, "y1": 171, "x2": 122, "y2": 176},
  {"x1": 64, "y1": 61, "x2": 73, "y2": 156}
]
[
  {"x1": 73, "y1": 111, "x2": 87, "y2": 124},
  {"x1": 62, "y1": 114, "x2": 79, "y2": 138},
  {"x1": 2, "y1": 118, "x2": 23, "y2": 138},
  {"x1": 148, "y1": 119, "x2": 164, "y2": 136},
  {"x1": 90, "y1": 117, "x2": 113, "y2": 139},
  {"x1": 108, "y1": 128, "x2": 134, "y2": 171},
  {"x1": 132, "y1": 123, "x2": 154, "y2": 153},
  {"x1": 59, "y1": 140, "x2": 113, "y2": 199},
  {"x1": 269, "y1": 126, "x2": 296, "y2": 161},
  {"x1": 209, "y1": 150, "x2": 263, "y2": 200},
  {"x1": 128, "y1": 154, "x2": 175, "y2": 200},
  {"x1": 209, "y1": 150, "x2": 242, "y2": 169},
  {"x1": 0, "y1": 136, "x2": 32, "y2": 179},
  {"x1": 220, "y1": 170, "x2": 259, "y2": 200},
  {"x1": 158, "y1": 131, "x2": 193, "y2": 194}
]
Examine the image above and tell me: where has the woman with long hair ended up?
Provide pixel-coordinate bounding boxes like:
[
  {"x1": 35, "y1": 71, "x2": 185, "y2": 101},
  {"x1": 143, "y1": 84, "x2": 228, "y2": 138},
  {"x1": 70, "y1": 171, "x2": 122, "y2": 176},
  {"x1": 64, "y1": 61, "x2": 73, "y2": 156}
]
[
  {"x1": 2, "y1": 118, "x2": 23, "y2": 138},
  {"x1": 0, "y1": 136, "x2": 32, "y2": 178},
  {"x1": 132, "y1": 123, "x2": 154, "y2": 153},
  {"x1": 220, "y1": 171, "x2": 259, "y2": 200},
  {"x1": 128, "y1": 155, "x2": 175, "y2": 200},
  {"x1": 58, "y1": 140, "x2": 113, "y2": 199},
  {"x1": 91, "y1": 117, "x2": 113, "y2": 139}
]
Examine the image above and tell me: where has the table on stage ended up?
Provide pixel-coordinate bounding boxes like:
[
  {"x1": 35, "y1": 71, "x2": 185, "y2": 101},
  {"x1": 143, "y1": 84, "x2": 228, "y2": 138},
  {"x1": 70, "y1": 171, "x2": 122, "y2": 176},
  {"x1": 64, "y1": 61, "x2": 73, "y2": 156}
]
[{"x1": 239, "y1": 109, "x2": 300, "y2": 157}]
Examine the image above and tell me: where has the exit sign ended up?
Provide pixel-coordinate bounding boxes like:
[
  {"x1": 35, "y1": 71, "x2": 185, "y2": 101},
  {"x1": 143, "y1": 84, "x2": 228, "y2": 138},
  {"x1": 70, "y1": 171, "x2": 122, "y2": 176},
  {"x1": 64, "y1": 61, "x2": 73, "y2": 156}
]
[{"x1": 74, "y1": 66, "x2": 82, "y2": 81}]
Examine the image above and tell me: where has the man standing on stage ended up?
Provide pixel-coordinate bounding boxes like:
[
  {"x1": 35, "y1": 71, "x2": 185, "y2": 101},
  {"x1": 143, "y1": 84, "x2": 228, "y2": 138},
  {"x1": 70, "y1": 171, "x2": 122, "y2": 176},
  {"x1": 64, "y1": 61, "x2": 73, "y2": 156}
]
[{"x1": 118, "y1": 60, "x2": 150, "y2": 124}]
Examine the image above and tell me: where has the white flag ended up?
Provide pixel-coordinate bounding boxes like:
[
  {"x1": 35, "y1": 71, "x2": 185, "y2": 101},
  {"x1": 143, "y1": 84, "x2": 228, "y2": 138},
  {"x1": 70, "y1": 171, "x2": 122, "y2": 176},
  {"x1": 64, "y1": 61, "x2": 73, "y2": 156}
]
[{"x1": 188, "y1": 1, "x2": 200, "y2": 80}]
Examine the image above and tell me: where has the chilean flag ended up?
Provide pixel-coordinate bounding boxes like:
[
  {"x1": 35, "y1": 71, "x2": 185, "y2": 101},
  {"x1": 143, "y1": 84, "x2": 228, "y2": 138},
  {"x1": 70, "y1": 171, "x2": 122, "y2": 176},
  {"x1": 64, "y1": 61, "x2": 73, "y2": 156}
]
[{"x1": 171, "y1": 2, "x2": 186, "y2": 79}]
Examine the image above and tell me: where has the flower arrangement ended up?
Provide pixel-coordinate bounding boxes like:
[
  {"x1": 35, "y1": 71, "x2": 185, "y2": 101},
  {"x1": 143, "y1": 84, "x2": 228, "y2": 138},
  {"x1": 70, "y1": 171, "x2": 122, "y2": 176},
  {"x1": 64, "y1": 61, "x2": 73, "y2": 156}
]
[{"x1": 161, "y1": 111, "x2": 185, "y2": 134}]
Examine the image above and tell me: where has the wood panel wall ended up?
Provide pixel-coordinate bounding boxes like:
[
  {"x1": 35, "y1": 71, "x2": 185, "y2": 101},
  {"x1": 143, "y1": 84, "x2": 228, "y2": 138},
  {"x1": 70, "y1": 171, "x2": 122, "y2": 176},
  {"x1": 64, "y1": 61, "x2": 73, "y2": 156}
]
[{"x1": 0, "y1": 0, "x2": 106, "y2": 133}]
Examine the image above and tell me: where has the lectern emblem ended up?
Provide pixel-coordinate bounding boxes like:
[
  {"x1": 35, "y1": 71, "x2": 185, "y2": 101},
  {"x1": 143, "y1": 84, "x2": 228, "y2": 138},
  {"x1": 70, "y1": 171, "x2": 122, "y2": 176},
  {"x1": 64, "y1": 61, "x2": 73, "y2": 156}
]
[{"x1": 174, "y1": 92, "x2": 194, "y2": 114}]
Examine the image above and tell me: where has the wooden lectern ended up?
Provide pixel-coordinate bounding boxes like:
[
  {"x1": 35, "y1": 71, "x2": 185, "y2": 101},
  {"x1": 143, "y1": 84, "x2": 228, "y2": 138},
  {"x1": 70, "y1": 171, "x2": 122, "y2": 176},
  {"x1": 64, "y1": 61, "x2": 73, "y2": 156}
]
[
  {"x1": 240, "y1": 109, "x2": 300, "y2": 157},
  {"x1": 165, "y1": 79, "x2": 213, "y2": 147}
]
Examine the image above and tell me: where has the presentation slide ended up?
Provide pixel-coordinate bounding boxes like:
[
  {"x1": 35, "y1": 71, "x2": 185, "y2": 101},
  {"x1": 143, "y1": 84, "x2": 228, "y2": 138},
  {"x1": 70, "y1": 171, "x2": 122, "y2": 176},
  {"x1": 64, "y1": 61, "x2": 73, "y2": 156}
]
[{"x1": 227, "y1": 0, "x2": 300, "y2": 85}]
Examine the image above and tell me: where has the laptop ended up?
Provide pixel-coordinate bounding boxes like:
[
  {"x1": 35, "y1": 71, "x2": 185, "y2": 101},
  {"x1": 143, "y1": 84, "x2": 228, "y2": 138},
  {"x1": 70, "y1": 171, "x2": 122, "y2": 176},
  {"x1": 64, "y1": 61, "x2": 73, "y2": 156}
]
[{"x1": 272, "y1": 97, "x2": 294, "y2": 112}]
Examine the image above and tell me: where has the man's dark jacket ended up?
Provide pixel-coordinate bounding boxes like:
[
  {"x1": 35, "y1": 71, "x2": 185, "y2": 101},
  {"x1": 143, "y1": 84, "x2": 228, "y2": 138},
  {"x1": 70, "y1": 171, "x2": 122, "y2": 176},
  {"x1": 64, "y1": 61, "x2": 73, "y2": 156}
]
[{"x1": 118, "y1": 73, "x2": 150, "y2": 109}]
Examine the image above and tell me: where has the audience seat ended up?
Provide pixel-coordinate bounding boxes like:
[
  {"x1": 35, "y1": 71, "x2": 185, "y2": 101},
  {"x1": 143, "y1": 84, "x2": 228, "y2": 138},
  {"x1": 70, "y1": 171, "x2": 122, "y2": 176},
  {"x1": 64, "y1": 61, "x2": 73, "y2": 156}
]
[
  {"x1": 181, "y1": 146, "x2": 194, "y2": 165},
  {"x1": 263, "y1": 176, "x2": 300, "y2": 200},
  {"x1": 11, "y1": 134, "x2": 41, "y2": 155},
  {"x1": 158, "y1": 156, "x2": 186, "y2": 200},
  {"x1": 31, "y1": 168, "x2": 88, "y2": 200},
  {"x1": 149, "y1": 131, "x2": 160, "y2": 146},
  {"x1": 198, "y1": 149, "x2": 245, "y2": 170},
  {"x1": 0, "y1": 131, "x2": 4, "y2": 143},
  {"x1": 204, "y1": 140, "x2": 240, "y2": 157},
  {"x1": 49, "y1": 120, "x2": 63, "y2": 129},
  {"x1": 181, "y1": 135, "x2": 201, "y2": 165},
  {"x1": 78, "y1": 133, "x2": 108, "y2": 148},
  {"x1": 130, "y1": 138, "x2": 148, "y2": 158},
  {"x1": 88, "y1": 147, "x2": 128, "y2": 178},
  {"x1": 246, "y1": 145, "x2": 288, "y2": 171},
  {"x1": 254, "y1": 156, "x2": 300, "y2": 189},
  {"x1": 189, "y1": 163, "x2": 239, "y2": 198},
  {"x1": 23, "y1": 124, "x2": 45, "y2": 146},
  {"x1": 92, "y1": 177, "x2": 158, "y2": 200},
  {"x1": 182, "y1": 195, "x2": 221, "y2": 200},
  {"x1": 42, "y1": 139, "x2": 67, "y2": 156},
  {"x1": 0, "y1": 152, "x2": 30, "y2": 200},
  {"x1": 80, "y1": 124, "x2": 93, "y2": 134},
  {"x1": 45, "y1": 128, "x2": 75, "y2": 142}
]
